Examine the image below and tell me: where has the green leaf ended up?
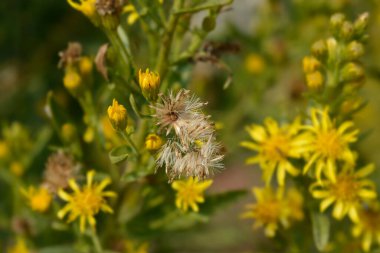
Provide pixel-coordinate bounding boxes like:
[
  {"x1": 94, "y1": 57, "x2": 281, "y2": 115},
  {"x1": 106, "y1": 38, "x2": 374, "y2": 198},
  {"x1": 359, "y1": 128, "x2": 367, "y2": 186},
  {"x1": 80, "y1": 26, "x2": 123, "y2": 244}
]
[
  {"x1": 108, "y1": 144, "x2": 131, "y2": 164},
  {"x1": 311, "y1": 211, "x2": 330, "y2": 251},
  {"x1": 38, "y1": 245, "x2": 80, "y2": 253}
]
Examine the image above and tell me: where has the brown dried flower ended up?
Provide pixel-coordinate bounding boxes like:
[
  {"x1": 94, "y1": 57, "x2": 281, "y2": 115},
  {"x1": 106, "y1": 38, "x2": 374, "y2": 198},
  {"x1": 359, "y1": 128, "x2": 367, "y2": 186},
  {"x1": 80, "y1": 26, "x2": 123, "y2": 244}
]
[
  {"x1": 58, "y1": 42, "x2": 82, "y2": 69},
  {"x1": 42, "y1": 151, "x2": 79, "y2": 193},
  {"x1": 95, "y1": 0, "x2": 124, "y2": 16}
]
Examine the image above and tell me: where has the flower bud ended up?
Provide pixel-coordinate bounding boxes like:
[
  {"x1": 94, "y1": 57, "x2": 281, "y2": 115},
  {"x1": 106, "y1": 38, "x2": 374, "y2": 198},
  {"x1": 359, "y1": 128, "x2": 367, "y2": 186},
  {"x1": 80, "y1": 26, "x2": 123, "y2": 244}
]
[
  {"x1": 354, "y1": 12, "x2": 369, "y2": 35},
  {"x1": 61, "y1": 123, "x2": 77, "y2": 142},
  {"x1": 340, "y1": 62, "x2": 365, "y2": 83},
  {"x1": 138, "y1": 69, "x2": 160, "y2": 101},
  {"x1": 340, "y1": 21, "x2": 354, "y2": 40},
  {"x1": 63, "y1": 68, "x2": 82, "y2": 92},
  {"x1": 79, "y1": 57, "x2": 93, "y2": 75},
  {"x1": 330, "y1": 13, "x2": 345, "y2": 32},
  {"x1": 145, "y1": 134, "x2": 163, "y2": 151},
  {"x1": 326, "y1": 38, "x2": 338, "y2": 62},
  {"x1": 302, "y1": 56, "x2": 321, "y2": 73},
  {"x1": 311, "y1": 40, "x2": 327, "y2": 58},
  {"x1": 345, "y1": 41, "x2": 364, "y2": 60},
  {"x1": 107, "y1": 99, "x2": 128, "y2": 131},
  {"x1": 202, "y1": 16, "x2": 216, "y2": 32},
  {"x1": 306, "y1": 71, "x2": 324, "y2": 89}
]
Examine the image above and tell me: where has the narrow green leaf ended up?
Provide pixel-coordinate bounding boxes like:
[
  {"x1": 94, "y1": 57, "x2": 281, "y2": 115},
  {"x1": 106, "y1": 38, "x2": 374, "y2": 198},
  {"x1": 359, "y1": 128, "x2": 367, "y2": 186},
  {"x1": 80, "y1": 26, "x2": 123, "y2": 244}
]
[
  {"x1": 311, "y1": 211, "x2": 330, "y2": 251},
  {"x1": 174, "y1": 0, "x2": 233, "y2": 14},
  {"x1": 108, "y1": 144, "x2": 131, "y2": 164}
]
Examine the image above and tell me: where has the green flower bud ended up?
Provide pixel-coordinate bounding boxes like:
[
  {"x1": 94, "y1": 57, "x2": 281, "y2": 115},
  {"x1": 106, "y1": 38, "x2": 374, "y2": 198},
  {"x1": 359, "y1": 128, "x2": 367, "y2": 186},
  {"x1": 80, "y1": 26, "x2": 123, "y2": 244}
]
[
  {"x1": 326, "y1": 38, "x2": 338, "y2": 62},
  {"x1": 354, "y1": 12, "x2": 369, "y2": 36},
  {"x1": 202, "y1": 16, "x2": 216, "y2": 32},
  {"x1": 311, "y1": 40, "x2": 327, "y2": 58},
  {"x1": 340, "y1": 62, "x2": 365, "y2": 83},
  {"x1": 330, "y1": 13, "x2": 345, "y2": 33},
  {"x1": 340, "y1": 21, "x2": 354, "y2": 40},
  {"x1": 345, "y1": 41, "x2": 364, "y2": 60}
]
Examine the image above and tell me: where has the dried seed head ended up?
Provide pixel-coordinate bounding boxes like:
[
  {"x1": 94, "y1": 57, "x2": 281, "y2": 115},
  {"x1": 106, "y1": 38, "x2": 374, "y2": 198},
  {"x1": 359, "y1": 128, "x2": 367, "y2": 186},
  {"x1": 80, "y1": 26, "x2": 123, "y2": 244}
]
[
  {"x1": 42, "y1": 151, "x2": 79, "y2": 193},
  {"x1": 95, "y1": 0, "x2": 124, "y2": 16},
  {"x1": 58, "y1": 42, "x2": 82, "y2": 69}
]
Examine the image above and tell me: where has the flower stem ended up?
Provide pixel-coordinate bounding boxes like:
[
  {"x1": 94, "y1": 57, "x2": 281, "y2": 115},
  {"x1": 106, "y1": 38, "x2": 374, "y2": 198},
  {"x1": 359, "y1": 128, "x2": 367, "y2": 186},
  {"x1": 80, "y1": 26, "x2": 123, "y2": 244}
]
[{"x1": 90, "y1": 230, "x2": 103, "y2": 253}]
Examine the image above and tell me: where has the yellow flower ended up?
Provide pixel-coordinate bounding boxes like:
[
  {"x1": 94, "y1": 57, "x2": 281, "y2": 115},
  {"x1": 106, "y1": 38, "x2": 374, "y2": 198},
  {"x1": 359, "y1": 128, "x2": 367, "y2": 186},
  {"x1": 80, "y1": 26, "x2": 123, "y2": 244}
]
[
  {"x1": 67, "y1": 0, "x2": 97, "y2": 19},
  {"x1": 245, "y1": 54, "x2": 265, "y2": 74},
  {"x1": 240, "y1": 117, "x2": 306, "y2": 186},
  {"x1": 138, "y1": 69, "x2": 160, "y2": 101},
  {"x1": 306, "y1": 71, "x2": 324, "y2": 88},
  {"x1": 57, "y1": 170, "x2": 117, "y2": 233},
  {"x1": 171, "y1": 177, "x2": 212, "y2": 212},
  {"x1": 107, "y1": 99, "x2": 128, "y2": 131},
  {"x1": 310, "y1": 164, "x2": 377, "y2": 221},
  {"x1": 124, "y1": 240, "x2": 149, "y2": 253},
  {"x1": 21, "y1": 186, "x2": 52, "y2": 213},
  {"x1": 10, "y1": 162, "x2": 24, "y2": 177},
  {"x1": 241, "y1": 187, "x2": 303, "y2": 237},
  {"x1": 7, "y1": 238, "x2": 30, "y2": 253},
  {"x1": 123, "y1": 4, "x2": 139, "y2": 25},
  {"x1": 352, "y1": 203, "x2": 380, "y2": 252},
  {"x1": 303, "y1": 56, "x2": 321, "y2": 73},
  {"x1": 145, "y1": 134, "x2": 163, "y2": 151},
  {"x1": 0, "y1": 140, "x2": 9, "y2": 158},
  {"x1": 63, "y1": 69, "x2": 82, "y2": 91},
  {"x1": 61, "y1": 123, "x2": 77, "y2": 142},
  {"x1": 302, "y1": 107, "x2": 358, "y2": 182}
]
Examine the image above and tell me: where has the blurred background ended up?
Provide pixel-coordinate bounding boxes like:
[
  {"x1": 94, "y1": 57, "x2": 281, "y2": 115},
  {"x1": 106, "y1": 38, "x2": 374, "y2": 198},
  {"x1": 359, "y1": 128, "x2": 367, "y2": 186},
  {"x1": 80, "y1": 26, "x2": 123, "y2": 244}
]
[{"x1": 1, "y1": 0, "x2": 380, "y2": 252}]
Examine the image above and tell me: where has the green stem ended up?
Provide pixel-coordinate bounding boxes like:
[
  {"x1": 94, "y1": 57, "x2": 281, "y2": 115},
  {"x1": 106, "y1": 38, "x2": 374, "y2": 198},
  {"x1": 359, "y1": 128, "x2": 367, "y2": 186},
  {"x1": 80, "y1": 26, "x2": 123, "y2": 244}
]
[
  {"x1": 90, "y1": 230, "x2": 103, "y2": 253},
  {"x1": 155, "y1": 0, "x2": 184, "y2": 81},
  {"x1": 120, "y1": 131, "x2": 139, "y2": 155}
]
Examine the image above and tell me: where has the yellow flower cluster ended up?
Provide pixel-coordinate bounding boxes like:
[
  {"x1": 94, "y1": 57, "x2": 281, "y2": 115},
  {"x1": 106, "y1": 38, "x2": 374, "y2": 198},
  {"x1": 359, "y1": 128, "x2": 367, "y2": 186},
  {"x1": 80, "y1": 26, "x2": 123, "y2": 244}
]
[
  {"x1": 242, "y1": 107, "x2": 378, "y2": 248},
  {"x1": 242, "y1": 187, "x2": 304, "y2": 237}
]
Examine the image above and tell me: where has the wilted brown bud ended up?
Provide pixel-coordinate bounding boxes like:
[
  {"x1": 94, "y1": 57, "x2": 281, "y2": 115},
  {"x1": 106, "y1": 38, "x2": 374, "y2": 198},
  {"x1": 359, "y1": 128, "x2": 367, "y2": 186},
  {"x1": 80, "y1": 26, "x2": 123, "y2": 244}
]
[
  {"x1": 95, "y1": 43, "x2": 109, "y2": 81},
  {"x1": 42, "y1": 151, "x2": 79, "y2": 193},
  {"x1": 58, "y1": 42, "x2": 82, "y2": 69}
]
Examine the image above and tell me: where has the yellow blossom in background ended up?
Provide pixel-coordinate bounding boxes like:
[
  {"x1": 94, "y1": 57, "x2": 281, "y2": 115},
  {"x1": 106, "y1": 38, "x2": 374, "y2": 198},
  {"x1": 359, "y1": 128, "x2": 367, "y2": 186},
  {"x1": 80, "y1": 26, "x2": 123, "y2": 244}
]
[
  {"x1": 241, "y1": 187, "x2": 303, "y2": 237},
  {"x1": 310, "y1": 164, "x2": 377, "y2": 221},
  {"x1": 244, "y1": 53, "x2": 265, "y2": 74},
  {"x1": 123, "y1": 4, "x2": 139, "y2": 25},
  {"x1": 0, "y1": 140, "x2": 9, "y2": 158},
  {"x1": 145, "y1": 134, "x2": 163, "y2": 151},
  {"x1": 108, "y1": 99, "x2": 128, "y2": 131},
  {"x1": 10, "y1": 162, "x2": 24, "y2": 177},
  {"x1": 306, "y1": 71, "x2": 324, "y2": 88},
  {"x1": 352, "y1": 203, "x2": 380, "y2": 252},
  {"x1": 302, "y1": 107, "x2": 358, "y2": 182},
  {"x1": 171, "y1": 177, "x2": 212, "y2": 212},
  {"x1": 303, "y1": 56, "x2": 321, "y2": 73},
  {"x1": 241, "y1": 117, "x2": 307, "y2": 186},
  {"x1": 63, "y1": 69, "x2": 82, "y2": 91},
  {"x1": 61, "y1": 123, "x2": 77, "y2": 142},
  {"x1": 79, "y1": 56, "x2": 93, "y2": 75},
  {"x1": 21, "y1": 186, "x2": 52, "y2": 213},
  {"x1": 67, "y1": 0, "x2": 97, "y2": 18},
  {"x1": 138, "y1": 69, "x2": 160, "y2": 101},
  {"x1": 57, "y1": 170, "x2": 116, "y2": 233},
  {"x1": 124, "y1": 240, "x2": 149, "y2": 253},
  {"x1": 7, "y1": 238, "x2": 29, "y2": 253}
]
